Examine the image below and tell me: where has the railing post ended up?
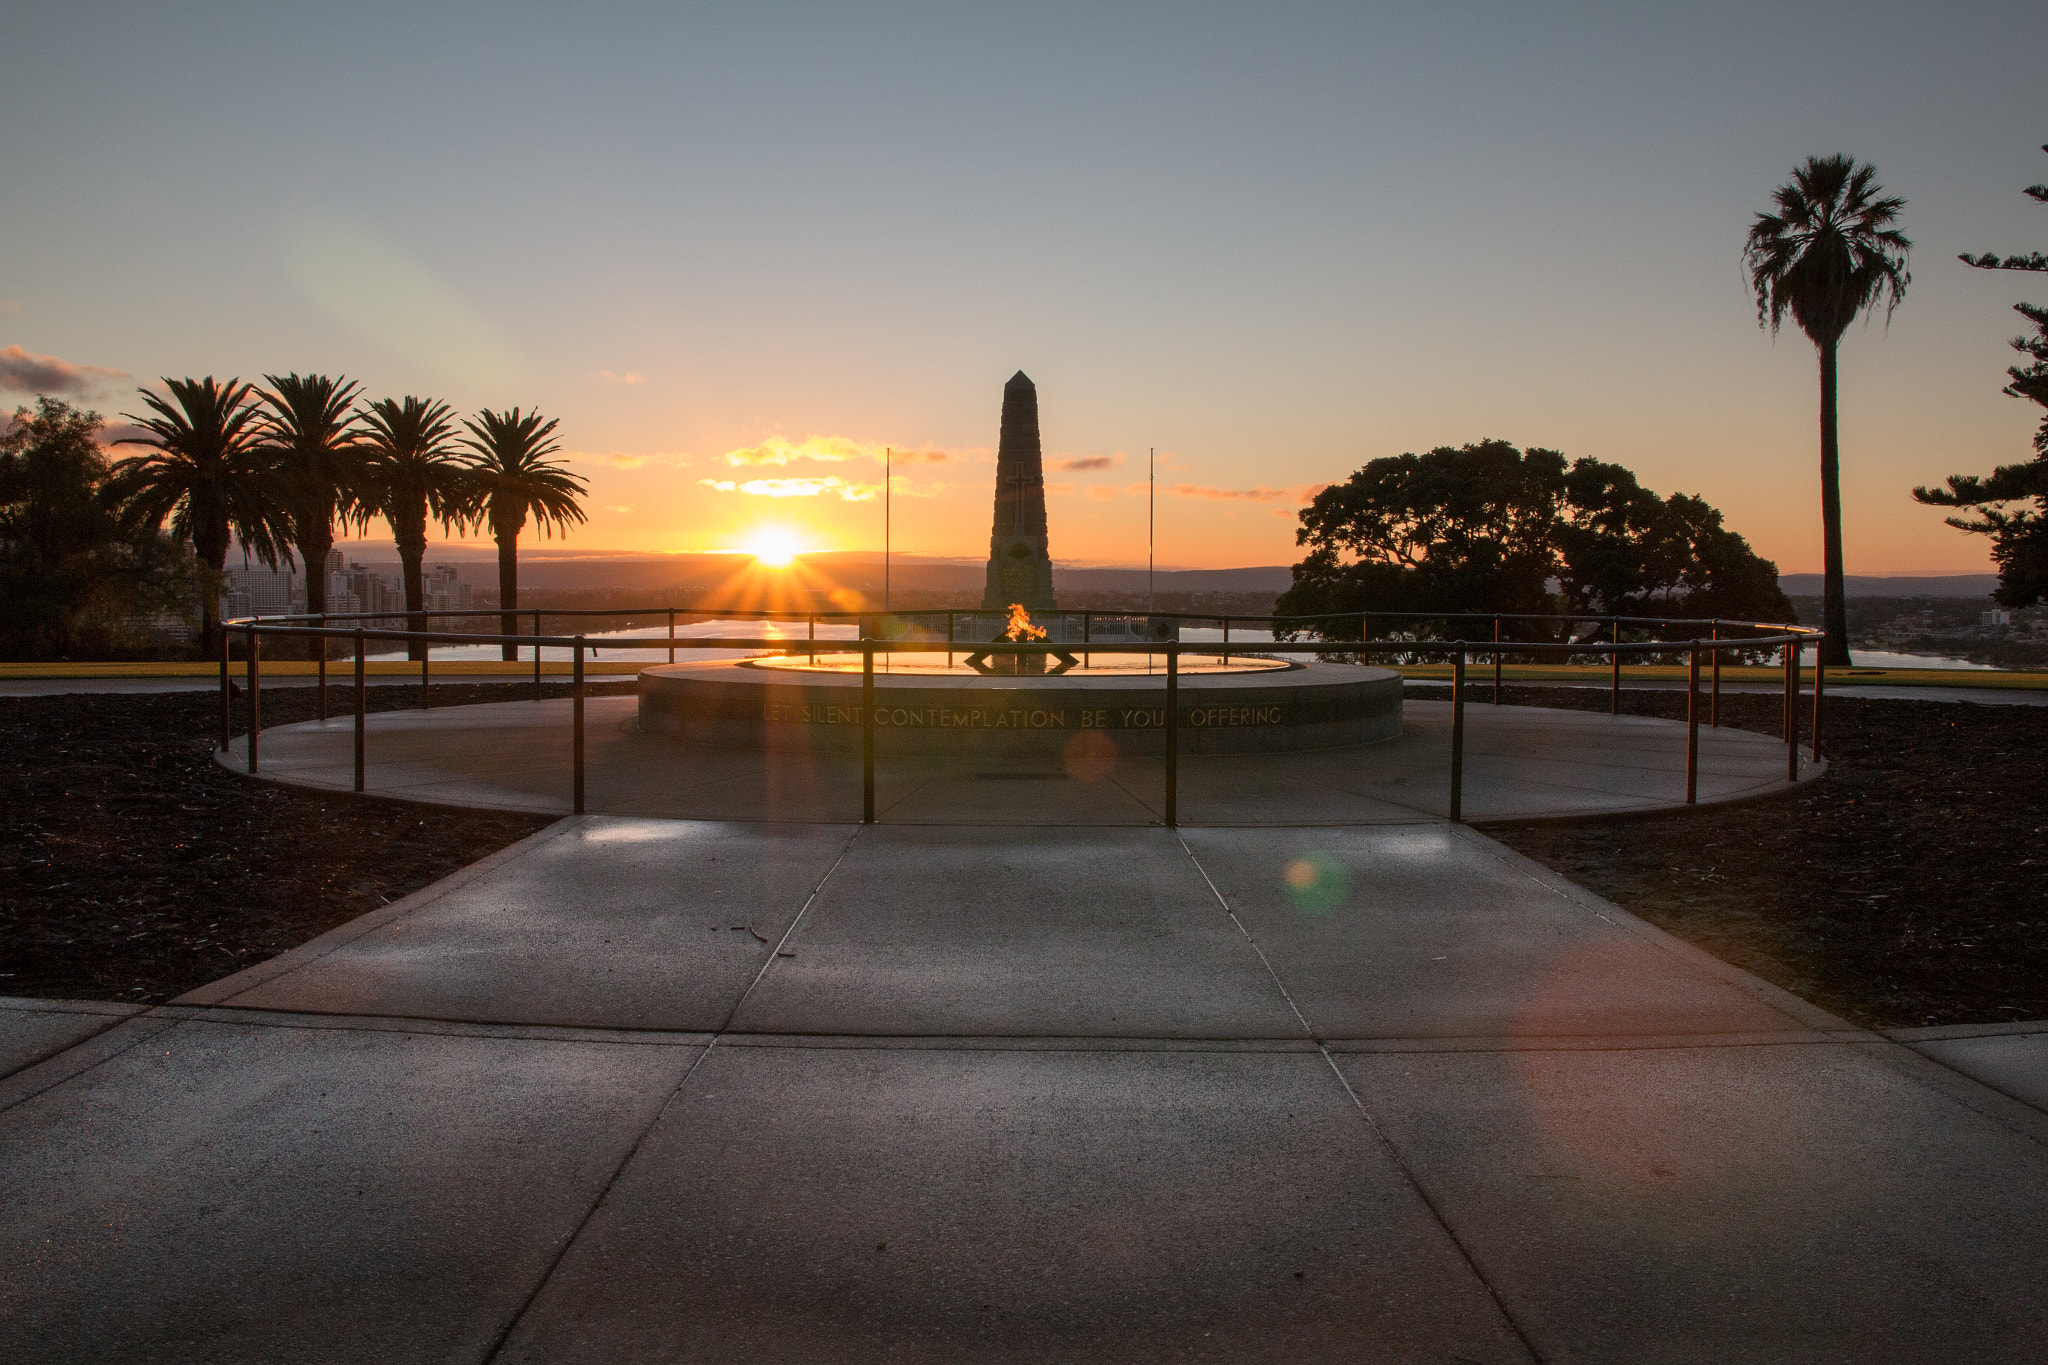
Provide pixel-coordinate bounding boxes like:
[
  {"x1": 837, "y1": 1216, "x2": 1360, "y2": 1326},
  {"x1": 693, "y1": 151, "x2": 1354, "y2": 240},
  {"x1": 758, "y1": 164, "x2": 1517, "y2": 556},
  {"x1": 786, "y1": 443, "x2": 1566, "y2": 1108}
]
[
  {"x1": 1710, "y1": 622, "x2": 1721, "y2": 728},
  {"x1": 1164, "y1": 646, "x2": 1180, "y2": 828},
  {"x1": 353, "y1": 628, "x2": 366, "y2": 794},
  {"x1": 1449, "y1": 649, "x2": 1465, "y2": 822},
  {"x1": 1783, "y1": 639, "x2": 1799, "y2": 782},
  {"x1": 533, "y1": 610, "x2": 543, "y2": 700},
  {"x1": 318, "y1": 612, "x2": 328, "y2": 722},
  {"x1": 1610, "y1": 617, "x2": 1621, "y2": 715},
  {"x1": 1492, "y1": 616, "x2": 1502, "y2": 704},
  {"x1": 420, "y1": 632, "x2": 430, "y2": 710},
  {"x1": 668, "y1": 608, "x2": 676, "y2": 664},
  {"x1": 573, "y1": 637, "x2": 586, "y2": 815},
  {"x1": 1221, "y1": 615, "x2": 1229, "y2": 668},
  {"x1": 245, "y1": 624, "x2": 260, "y2": 774},
  {"x1": 1812, "y1": 652, "x2": 1825, "y2": 762},
  {"x1": 862, "y1": 644, "x2": 875, "y2": 824},
  {"x1": 219, "y1": 626, "x2": 232, "y2": 752},
  {"x1": 1686, "y1": 643, "x2": 1700, "y2": 805}
]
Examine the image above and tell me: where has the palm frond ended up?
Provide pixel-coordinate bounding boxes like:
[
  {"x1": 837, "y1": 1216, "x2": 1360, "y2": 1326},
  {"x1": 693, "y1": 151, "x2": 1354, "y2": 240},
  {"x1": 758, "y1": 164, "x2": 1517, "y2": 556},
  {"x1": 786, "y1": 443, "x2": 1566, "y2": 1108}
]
[
  {"x1": 1742, "y1": 154, "x2": 1911, "y2": 346},
  {"x1": 106, "y1": 376, "x2": 293, "y2": 567},
  {"x1": 461, "y1": 406, "x2": 588, "y2": 538},
  {"x1": 359, "y1": 395, "x2": 476, "y2": 532}
]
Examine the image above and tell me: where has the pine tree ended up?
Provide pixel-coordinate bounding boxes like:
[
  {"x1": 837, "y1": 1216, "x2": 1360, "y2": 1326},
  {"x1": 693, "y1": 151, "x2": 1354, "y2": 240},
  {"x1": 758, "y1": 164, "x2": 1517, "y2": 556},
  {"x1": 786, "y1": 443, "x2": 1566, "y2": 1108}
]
[{"x1": 1913, "y1": 145, "x2": 2048, "y2": 607}]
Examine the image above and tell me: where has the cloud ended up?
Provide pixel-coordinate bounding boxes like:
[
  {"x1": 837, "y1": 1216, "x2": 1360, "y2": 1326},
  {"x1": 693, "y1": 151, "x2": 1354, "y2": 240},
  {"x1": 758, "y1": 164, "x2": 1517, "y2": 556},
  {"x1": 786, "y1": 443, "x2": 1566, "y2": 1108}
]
[
  {"x1": 565, "y1": 449, "x2": 689, "y2": 469},
  {"x1": 591, "y1": 370, "x2": 647, "y2": 386},
  {"x1": 0, "y1": 345, "x2": 129, "y2": 396},
  {"x1": 1043, "y1": 481, "x2": 1075, "y2": 496},
  {"x1": 721, "y1": 434, "x2": 962, "y2": 468},
  {"x1": 1084, "y1": 485, "x2": 1122, "y2": 502},
  {"x1": 722, "y1": 435, "x2": 866, "y2": 467},
  {"x1": 607, "y1": 504, "x2": 632, "y2": 513},
  {"x1": 1171, "y1": 482, "x2": 1329, "y2": 503},
  {"x1": 0, "y1": 300, "x2": 21, "y2": 316},
  {"x1": 699, "y1": 475, "x2": 879, "y2": 501},
  {"x1": 1056, "y1": 454, "x2": 1121, "y2": 472}
]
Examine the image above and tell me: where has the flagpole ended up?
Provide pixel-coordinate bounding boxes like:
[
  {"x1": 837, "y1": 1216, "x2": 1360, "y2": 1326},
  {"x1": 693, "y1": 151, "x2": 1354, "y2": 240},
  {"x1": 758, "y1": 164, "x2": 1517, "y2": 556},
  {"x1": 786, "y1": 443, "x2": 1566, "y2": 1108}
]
[
  {"x1": 1147, "y1": 447, "x2": 1155, "y2": 616},
  {"x1": 884, "y1": 446, "x2": 891, "y2": 614}
]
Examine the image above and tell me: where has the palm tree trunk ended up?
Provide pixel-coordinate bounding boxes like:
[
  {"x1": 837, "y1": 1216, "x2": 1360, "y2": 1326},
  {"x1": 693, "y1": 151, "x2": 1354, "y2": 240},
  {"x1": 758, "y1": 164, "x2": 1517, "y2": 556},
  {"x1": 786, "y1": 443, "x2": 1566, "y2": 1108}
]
[
  {"x1": 194, "y1": 510, "x2": 231, "y2": 662},
  {"x1": 297, "y1": 498, "x2": 334, "y2": 662},
  {"x1": 1818, "y1": 340, "x2": 1851, "y2": 666},
  {"x1": 392, "y1": 503, "x2": 428, "y2": 663},
  {"x1": 496, "y1": 529, "x2": 520, "y2": 662}
]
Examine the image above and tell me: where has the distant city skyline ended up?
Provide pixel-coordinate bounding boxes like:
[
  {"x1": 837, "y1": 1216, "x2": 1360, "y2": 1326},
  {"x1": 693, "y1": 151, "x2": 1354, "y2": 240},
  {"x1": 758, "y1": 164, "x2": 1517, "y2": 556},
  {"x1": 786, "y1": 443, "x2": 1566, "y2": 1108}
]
[{"x1": 4, "y1": 3, "x2": 2044, "y2": 574}]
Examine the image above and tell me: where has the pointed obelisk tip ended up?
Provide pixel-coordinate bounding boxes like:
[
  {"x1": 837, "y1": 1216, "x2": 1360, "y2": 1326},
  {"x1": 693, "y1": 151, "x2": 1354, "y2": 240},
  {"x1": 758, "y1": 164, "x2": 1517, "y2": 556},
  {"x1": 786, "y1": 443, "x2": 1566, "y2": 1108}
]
[{"x1": 1007, "y1": 370, "x2": 1033, "y2": 388}]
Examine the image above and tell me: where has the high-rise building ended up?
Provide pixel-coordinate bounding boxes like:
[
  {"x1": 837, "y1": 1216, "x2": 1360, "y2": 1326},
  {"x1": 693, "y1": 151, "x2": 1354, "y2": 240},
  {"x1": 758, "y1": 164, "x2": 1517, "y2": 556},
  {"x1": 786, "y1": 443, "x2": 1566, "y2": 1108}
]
[
  {"x1": 426, "y1": 563, "x2": 473, "y2": 613},
  {"x1": 220, "y1": 564, "x2": 304, "y2": 618}
]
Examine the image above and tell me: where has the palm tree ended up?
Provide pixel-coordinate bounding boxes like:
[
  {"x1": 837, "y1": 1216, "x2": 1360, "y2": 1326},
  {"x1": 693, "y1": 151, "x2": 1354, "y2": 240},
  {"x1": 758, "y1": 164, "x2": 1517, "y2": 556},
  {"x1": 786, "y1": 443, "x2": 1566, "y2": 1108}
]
[
  {"x1": 461, "y1": 407, "x2": 587, "y2": 661},
  {"x1": 109, "y1": 376, "x2": 291, "y2": 658},
  {"x1": 357, "y1": 396, "x2": 472, "y2": 661},
  {"x1": 1744, "y1": 155, "x2": 1911, "y2": 666},
  {"x1": 259, "y1": 373, "x2": 367, "y2": 658}
]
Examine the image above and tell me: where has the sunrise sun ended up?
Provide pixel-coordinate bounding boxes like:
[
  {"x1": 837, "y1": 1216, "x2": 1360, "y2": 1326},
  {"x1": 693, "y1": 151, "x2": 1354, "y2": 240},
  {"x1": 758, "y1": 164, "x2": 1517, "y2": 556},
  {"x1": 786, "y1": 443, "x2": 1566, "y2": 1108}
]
[{"x1": 740, "y1": 527, "x2": 802, "y2": 567}]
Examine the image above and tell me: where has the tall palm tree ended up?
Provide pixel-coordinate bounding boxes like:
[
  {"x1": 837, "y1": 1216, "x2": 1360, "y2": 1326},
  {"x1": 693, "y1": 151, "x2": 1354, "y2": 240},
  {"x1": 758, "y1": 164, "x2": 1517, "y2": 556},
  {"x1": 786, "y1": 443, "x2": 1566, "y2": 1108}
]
[
  {"x1": 109, "y1": 376, "x2": 290, "y2": 658},
  {"x1": 1744, "y1": 155, "x2": 1911, "y2": 665},
  {"x1": 357, "y1": 396, "x2": 472, "y2": 662},
  {"x1": 259, "y1": 373, "x2": 367, "y2": 658},
  {"x1": 461, "y1": 407, "x2": 587, "y2": 660}
]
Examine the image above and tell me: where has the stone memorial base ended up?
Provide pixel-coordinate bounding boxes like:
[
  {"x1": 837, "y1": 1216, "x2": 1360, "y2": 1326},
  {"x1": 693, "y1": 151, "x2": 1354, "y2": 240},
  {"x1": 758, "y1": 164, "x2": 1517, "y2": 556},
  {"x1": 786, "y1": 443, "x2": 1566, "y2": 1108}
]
[{"x1": 636, "y1": 653, "x2": 1403, "y2": 757}]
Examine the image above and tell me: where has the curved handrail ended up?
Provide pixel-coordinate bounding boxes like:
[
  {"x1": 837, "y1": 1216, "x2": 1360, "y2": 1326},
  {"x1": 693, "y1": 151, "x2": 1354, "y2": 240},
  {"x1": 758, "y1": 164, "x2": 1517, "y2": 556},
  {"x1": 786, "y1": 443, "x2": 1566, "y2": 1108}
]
[
  {"x1": 226, "y1": 602, "x2": 1821, "y2": 640},
  {"x1": 217, "y1": 610, "x2": 1826, "y2": 827}
]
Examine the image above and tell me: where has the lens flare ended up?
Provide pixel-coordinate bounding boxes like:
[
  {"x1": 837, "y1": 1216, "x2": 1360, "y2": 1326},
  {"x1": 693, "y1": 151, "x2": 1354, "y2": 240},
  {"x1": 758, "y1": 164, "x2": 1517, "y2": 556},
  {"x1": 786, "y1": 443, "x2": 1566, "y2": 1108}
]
[{"x1": 1282, "y1": 852, "x2": 1351, "y2": 915}]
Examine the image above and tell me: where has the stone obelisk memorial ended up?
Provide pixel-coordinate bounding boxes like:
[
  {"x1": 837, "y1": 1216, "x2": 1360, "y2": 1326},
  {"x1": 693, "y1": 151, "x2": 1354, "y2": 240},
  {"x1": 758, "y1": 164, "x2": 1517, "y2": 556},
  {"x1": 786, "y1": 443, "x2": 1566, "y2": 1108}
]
[{"x1": 981, "y1": 371, "x2": 1057, "y2": 611}]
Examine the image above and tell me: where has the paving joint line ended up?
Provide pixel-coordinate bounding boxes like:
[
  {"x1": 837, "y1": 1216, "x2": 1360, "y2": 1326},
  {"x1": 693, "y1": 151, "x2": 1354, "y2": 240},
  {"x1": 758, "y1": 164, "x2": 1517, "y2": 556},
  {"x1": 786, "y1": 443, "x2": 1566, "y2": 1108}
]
[
  {"x1": 1174, "y1": 833, "x2": 1317, "y2": 1040},
  {"x1": 1172, "y1": 832, "x2": 1545, "y2": 1362},
  {"x1": 478, "y1": 821, "x2": 866, "y2": 1362},
  {"x1": 1316, "y1": 1047, "x2": 1547, "y2": 1364}
]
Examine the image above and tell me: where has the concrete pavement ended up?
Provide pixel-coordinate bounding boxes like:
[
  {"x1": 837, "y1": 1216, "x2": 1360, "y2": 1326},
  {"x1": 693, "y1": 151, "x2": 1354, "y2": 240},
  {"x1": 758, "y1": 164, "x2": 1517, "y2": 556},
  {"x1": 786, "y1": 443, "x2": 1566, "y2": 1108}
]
[
  {"x1": 4, "y1": 815, "x2": 2047, "y2": 1362},
  {"x1": 225, "y1": 696, "x2": 1819, "y2": 823}
]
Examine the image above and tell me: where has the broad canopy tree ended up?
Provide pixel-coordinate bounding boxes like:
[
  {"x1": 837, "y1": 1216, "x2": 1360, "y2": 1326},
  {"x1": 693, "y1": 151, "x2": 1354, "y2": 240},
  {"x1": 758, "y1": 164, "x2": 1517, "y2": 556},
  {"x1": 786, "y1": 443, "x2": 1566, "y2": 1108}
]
[
  {"x1": 0, "y1": 398, "x2": 191, "y2": 660},
  {"x1": 1275, "y1": 440, "x2": 1793, "y2": 639},
  {"x1": 1914, "y1": 145, "x2": 2048, "y2": 608}
]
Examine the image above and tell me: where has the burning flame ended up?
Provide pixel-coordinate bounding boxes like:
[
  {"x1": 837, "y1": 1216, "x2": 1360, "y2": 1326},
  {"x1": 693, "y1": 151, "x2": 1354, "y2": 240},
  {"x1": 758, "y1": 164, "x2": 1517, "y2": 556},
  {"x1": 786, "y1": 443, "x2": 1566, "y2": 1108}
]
[{"x1": 1000, "y1": 603, "x2": 1048, "y2": 641}]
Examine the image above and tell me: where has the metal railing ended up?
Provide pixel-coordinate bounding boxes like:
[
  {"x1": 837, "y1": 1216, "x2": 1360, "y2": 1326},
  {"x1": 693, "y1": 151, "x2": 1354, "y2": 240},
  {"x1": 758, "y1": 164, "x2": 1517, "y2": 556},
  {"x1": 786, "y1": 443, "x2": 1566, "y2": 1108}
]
[{"x1": 219, "y1": 607, "x2": 1823, "y2": 826}]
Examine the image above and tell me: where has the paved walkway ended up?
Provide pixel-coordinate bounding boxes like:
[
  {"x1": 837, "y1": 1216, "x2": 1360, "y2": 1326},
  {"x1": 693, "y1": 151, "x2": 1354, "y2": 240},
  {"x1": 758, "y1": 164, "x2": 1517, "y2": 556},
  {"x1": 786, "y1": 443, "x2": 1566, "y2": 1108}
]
[
  {"x1": 225, "y1": 697, "x2": 1814, "y2": 823},
  {"x1": 4, "y1": 814, "x2": 2047, "y2": 1362}
]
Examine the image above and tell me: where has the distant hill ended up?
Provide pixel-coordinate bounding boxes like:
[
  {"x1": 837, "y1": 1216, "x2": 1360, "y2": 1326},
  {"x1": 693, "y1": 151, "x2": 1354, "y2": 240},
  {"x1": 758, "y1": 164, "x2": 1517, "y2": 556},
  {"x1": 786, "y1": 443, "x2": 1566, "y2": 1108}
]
[
  {"x1": 1778, "y1": 574, "x2": 1998, "y2": 599},
  {"x1": 315, "y1": 542, "x2": 1997, "y2": 602},
  {"x1": 314, "y1": 547, "x2": 1295, "y2": 602}
]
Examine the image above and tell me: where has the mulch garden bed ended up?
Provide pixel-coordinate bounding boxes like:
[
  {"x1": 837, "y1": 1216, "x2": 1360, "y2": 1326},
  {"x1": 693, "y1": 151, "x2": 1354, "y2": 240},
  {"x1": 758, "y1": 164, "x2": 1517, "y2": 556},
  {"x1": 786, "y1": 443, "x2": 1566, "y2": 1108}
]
[
  {"x1": 1413, "y1": 683, "x2": 2048, "y2": 1029},
  {"x1": 2, "y1": 681, "x2": 631, "y2": 1005}
]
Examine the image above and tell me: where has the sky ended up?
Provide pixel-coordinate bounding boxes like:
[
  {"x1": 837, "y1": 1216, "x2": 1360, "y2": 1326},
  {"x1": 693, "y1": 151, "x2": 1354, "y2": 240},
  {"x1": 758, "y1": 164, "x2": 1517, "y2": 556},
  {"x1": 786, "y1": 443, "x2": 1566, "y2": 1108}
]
[{"x1": 3, "y1": 1, "x2": 2045, "y2": 574}]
